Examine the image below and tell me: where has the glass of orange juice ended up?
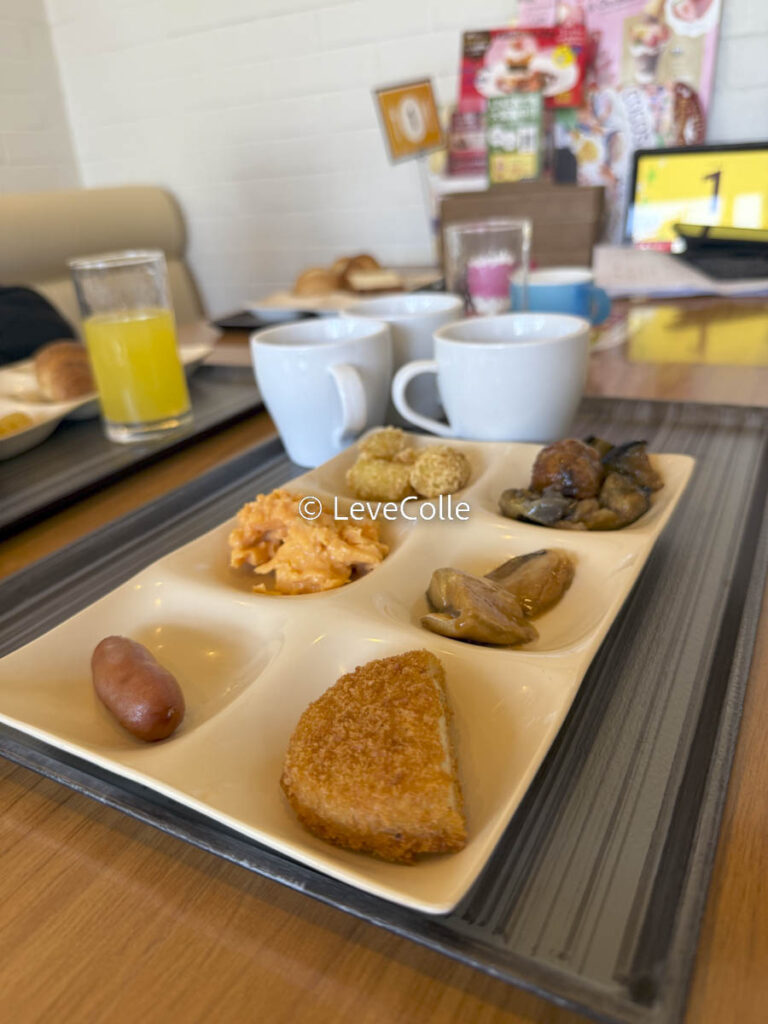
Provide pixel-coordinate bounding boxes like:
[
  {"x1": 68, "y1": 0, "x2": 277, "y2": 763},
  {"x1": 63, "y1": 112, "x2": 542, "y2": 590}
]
[{"x1": 69, "y1": 250, "x2": 192, "y2": 443}]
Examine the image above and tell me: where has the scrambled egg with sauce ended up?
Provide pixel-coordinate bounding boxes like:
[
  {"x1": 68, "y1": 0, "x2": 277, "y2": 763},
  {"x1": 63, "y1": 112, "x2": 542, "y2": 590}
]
[{"x1": 228, "y1": 489, "x2": 388, "y2": 595}]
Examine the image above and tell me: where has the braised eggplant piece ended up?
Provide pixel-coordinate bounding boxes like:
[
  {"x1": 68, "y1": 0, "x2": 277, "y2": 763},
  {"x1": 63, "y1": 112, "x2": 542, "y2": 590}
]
[
  {"x1": 530, "y1": 439, "x2": 604, "y2": 499},
  {"x1": 584, "y1": 435, "x2": 614, "y2": 459},
  {"x1": 499, "y1": 436, "x2": 663, "y2": 530},
  {"x1": 423, "y1": 568, "x2": 538, "y2": 646},
  {"x1": 559, "y1": 499, "x2": 615, "y2": 531},
  {"x1": 498, "y1": 487, "x2": 575, "y2": 526},
  {"x1": 559, "y1": 474, "x2": 650, "y2": 530},
  {"x1": 602, "y1": 440, "x2": 663, "y2": 492},
  {"x1": 598, "y1": 471, "x2": 651, "y2": 524},
  {"x1": 485, "y1": 549, "x2": 575, "y2": 617}
]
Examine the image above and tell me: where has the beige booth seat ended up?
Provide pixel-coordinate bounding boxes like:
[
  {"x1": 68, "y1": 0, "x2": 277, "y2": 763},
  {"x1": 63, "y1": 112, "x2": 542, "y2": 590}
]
[{"x1": 0, "y1": 185, "x2": 205, "y2": 329}]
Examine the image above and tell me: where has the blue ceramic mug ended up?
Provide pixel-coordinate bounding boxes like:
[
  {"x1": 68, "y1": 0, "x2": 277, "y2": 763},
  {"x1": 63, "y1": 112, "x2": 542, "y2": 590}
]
[{"x1": 511, "y1": 268, "x2": 611, "y2": 325}]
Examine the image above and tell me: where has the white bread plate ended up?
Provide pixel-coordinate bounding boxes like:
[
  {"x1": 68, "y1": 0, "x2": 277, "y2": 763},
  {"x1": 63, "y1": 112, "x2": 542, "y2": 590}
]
[
  {"x1": 0, "y1": 340, "x2": 215, "y2": 459},
  {"x1": 248, "y1": 270, "x2": 442, "y2": 318}
]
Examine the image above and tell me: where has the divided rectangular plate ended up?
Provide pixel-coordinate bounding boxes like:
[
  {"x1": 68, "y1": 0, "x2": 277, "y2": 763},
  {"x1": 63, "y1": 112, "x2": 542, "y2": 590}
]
[{"x1": 0, "y1": 437, "x2": 693, "y2": 914}]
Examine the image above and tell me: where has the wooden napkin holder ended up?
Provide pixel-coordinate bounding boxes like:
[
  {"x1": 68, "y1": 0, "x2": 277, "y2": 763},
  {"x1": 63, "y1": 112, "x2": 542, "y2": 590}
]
[{"x1": 439, "y1": 181, "x2": 605, "y2": 271}]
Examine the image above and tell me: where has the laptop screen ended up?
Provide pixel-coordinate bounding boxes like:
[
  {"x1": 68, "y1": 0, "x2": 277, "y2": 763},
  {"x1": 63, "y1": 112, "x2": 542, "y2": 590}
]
[{"x1": 627, "y1": 143, "x2": 768, "y2": 250}]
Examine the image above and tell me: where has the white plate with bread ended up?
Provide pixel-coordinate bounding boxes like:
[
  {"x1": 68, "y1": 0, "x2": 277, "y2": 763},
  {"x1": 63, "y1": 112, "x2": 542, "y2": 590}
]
[
  {"x1": 0, "y1": 435, "x2": 694, "y2": 912},
  {"x1": 249, "y1": 252, "x2": 432, "y2": 317},
  {"x1": 0, "y1": 401, "x2": 68, "y2": 460},
  {"x1": 0, "y1": 339, "x2": 215, "y2": 459}
]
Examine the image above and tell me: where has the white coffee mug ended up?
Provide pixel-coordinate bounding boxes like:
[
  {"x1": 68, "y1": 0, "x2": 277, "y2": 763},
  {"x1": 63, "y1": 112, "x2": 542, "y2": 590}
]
[
  {"x1": 391, "y1": 313, "x2": 590, "y2": 442},
  {"x1": 251, "y1": 317, "x2": 392, "y2": 467},
  {"x1": 343, "y1": 293, "x2": 463, "y2": 425}
]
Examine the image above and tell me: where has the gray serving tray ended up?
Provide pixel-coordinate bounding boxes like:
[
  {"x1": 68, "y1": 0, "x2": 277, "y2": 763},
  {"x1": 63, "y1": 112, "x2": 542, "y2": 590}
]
[
  {"x1": 1, "y1": 397, "x2": 766, "y2": 1024},
  {"x1": 0, "y1": 365, "x2": 262, "y2": 536}
]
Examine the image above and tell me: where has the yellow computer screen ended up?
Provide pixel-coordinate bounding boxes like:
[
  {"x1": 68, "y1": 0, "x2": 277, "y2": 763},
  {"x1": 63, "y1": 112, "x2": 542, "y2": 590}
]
[{"x1": 630, "y1": 148, "x2": 768, "y2": 248}]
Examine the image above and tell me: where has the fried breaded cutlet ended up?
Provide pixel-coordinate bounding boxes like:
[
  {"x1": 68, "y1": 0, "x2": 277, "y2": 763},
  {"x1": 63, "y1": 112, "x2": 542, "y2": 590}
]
[{"x1": 281, "y1": 650, "x2": 467, "y2": 863}]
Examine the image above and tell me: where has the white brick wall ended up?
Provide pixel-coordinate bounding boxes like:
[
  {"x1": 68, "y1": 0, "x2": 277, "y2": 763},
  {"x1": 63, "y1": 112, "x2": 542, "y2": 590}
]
[
  {"x1": 42, "y1": 0, "x2": 520, "y2": 315},
  {"x1": 0, "y1": 0, "x2": 79, "y2": 194},
  {"x1": 707, "y1": 0, "x2": 768, "y2": 142},
  {"x1": 35, "y1": 0, "x2": 768, "y2": 316}
]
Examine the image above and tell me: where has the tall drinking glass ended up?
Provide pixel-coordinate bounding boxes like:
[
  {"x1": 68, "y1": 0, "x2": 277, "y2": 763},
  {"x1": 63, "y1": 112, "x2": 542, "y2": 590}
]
[
  {"x1": 444, "y1": 217, "x2": 531, "y2": 316},
  {"x1": 69, "y1": 250, "x2": 192, "y2": 443}
]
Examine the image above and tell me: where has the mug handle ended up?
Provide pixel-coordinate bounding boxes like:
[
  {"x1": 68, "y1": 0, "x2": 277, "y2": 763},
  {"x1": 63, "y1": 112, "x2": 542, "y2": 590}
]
[
  {"x1": 392, "y1": 361, "x2": 454, "y2": 437},
  {"x1": 328, "y1": 363, "x2": 367, "y2": 443},
  {"x1": 590, "y1": 285, "x2": 612, "y2": 325}
]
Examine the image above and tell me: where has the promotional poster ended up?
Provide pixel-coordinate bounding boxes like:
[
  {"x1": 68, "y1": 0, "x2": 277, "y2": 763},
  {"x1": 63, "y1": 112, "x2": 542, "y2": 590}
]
[
  {"x1": 459, "y1": 22, "x2": 589, "y2": 112},
  {"x1": 519, "y1": 0, "x2": 722, "y2": 240}
]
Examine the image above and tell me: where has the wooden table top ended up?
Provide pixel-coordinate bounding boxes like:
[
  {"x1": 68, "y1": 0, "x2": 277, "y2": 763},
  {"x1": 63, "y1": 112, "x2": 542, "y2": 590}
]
[{"x1": 2, "y1": 308, "x2": 768, "y2": 1024}]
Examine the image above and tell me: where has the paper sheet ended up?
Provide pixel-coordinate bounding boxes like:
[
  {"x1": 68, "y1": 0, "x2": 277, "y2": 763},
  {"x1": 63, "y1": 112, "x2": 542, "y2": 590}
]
[{"x1": 593, "y1": 244, "x2": 768, "y2": 298}]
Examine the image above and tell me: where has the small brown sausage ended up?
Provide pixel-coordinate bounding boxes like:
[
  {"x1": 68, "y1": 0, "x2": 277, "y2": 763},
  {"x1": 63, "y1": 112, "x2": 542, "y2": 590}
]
[{"x1": 92, "y1": 636, "x2": 185, "y2": 741}]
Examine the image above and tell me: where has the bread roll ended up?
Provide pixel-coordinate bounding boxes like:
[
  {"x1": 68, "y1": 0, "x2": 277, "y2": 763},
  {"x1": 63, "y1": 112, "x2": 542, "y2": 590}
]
[
  {"x1": 339, "y1": 253, "x2": 380, "y2": 290},
  {"x1": 293, "y1": 268, "x2": 338, "y2": 297},
  {"x1": 347, "y1": 253, "x2": 380, "y2": 272},
  {"x1": 34, "y1": 340, "x2": 95, "y2": 401},
  {"x1": 345, "y1": 269, "x2": 403, "y2": 294},
  {"x1": 330, "y1": 256, "x2": 352, "y2": 285}
]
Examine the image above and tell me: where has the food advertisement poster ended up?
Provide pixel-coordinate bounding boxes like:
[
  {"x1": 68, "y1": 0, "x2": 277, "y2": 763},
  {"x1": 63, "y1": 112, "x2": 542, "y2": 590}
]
[
  {"x1": 487, "y1": 94, "x2": 543, "y2": 183},
  {"x1": 459, "y1": 23, "x2": 589, "y2": 112},
  {"x1": 554, "y1": 0, "x2": 722, "y2": 240}
]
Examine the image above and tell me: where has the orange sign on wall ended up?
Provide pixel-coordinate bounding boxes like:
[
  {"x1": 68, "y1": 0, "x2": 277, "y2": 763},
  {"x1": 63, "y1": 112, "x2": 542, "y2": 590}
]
[{"x1": 374, "y1": 79, "x2": 443, "y2": 163}]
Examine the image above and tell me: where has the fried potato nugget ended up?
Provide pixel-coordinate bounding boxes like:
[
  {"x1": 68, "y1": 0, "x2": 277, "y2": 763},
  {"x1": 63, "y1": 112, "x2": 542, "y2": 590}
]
[
  {"x1": 281, "y1": 650, "x2": 467, "y2": 863},
  {"x1": 358, "y1": 426, "x2": 409, "y2": 460},
  {"x1": 347, "y1": 429, "x2": 471, "y2": 501},
  {"x1": 392, "y1": 447, "x2": 417, "y2": 465},
  {"x1": 410, "y1": 445, "x2": 471, "y2": 498},
  {"x1": 345, "y1": 456, "x2": 414, "y2": 502}
]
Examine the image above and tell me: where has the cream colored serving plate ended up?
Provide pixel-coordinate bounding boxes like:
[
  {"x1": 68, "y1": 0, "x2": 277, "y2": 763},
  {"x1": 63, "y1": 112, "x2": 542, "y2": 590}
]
[{"x1": 0, "y1": 438, "x2": 694, "y2": 913}]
